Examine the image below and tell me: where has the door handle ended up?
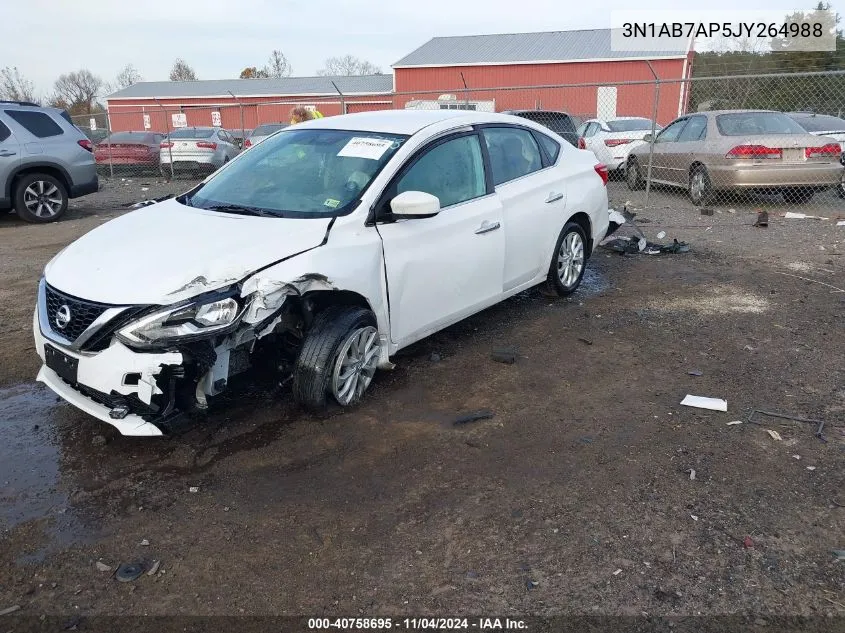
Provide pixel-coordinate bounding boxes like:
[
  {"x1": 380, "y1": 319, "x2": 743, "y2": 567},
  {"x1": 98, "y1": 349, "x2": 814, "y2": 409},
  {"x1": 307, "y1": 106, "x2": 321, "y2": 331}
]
[
  {"x1": 475, "y1": 220, "x2": 501, "y2": 235},
  {"x1": 0, "y1": 151, "x2": 16, "y2": 157},
  {"x1": 545, "y1": 192, "x2": 564, "y2": 203}
]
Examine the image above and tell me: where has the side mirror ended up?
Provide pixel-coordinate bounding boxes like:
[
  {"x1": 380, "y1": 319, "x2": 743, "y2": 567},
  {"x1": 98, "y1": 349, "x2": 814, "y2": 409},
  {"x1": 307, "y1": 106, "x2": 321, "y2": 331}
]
[
  {"x1": 642, "y1": 133, "x2": 653, "y2": 143},
  {"x1": 390, "y1": 191, "x2": 441, "y2": 219}
]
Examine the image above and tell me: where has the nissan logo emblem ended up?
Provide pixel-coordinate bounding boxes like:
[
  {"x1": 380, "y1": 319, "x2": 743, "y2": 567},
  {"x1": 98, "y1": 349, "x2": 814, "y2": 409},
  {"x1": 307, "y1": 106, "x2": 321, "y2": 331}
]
[{"x1": 55, "y1": 305, "x2": 71, "y2": 330}]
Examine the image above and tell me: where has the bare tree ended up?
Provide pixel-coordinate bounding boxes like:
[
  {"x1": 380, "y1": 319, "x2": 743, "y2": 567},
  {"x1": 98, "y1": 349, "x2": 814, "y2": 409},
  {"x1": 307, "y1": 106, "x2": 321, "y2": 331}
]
[
  {"x1": 169, "y1": 58, "x2": 197, "y2": 81},
  {"x1": 0, "y1": 66, "x2": 37, "y2": 103},
  {"x1": 265, "y1": 50, "x2": 292, "y2": 78},
  {"x1": 115, "y1": 64, "x2": 142, "y2": 89},
  {"x1": 317, "y1": 55, "x2": 382, "y2": 76},
  {"x1": 52, "y1": 69, "x2": 103, "y2": 114}
]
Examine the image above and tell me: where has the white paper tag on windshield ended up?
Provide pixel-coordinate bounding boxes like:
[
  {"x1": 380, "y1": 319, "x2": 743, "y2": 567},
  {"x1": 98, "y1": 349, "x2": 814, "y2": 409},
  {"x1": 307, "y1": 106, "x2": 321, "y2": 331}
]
[{"x1": 338, "y1": 137, "x2": 393, "y2": 160}]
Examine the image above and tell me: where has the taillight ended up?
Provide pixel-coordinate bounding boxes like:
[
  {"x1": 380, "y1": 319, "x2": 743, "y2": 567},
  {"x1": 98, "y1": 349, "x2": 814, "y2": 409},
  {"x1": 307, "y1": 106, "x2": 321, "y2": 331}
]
[
  {"x1": 160, "y1": 141, "x2": 173, "y2": 148},
  {"x1": 594, "y1": 163, "x2": 609, "y2": 186},
  {"x1": 604, "y1": 138, "x2": 632, "y2": 147},
  {"x1": 577, "y1": 137, "x2": 586, "y2": 149},
  {"x1": 244, "y1": 139, "x2": 252, "y2": 148},
  {"x1": 196, "y1": 141, "x2": 218, "y2": 150},
  {"x1": 77, "y1": 139, "x2": 93, "y2": 152},
  {"x1": 805, "y1": 143, "x2": 840, "y2": 159},
  {"x1": 725, "y1": 145, "x2": 782, "y2": 159}
]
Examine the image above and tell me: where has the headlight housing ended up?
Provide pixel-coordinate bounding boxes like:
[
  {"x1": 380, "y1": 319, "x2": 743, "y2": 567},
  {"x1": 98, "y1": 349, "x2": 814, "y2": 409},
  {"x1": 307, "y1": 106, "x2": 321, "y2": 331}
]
[{"x1": 117, "y1": 296, "x2": 242, "y2": 348}]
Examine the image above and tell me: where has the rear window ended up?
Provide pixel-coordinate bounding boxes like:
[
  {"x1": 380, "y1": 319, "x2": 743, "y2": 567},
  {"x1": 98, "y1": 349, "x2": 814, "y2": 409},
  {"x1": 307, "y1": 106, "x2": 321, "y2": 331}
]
[
  {"x1": 607, "y1": 119, "x2": 654, "y2": 132},
  {"x1": 518, "y1": 112, "x2": 575, "y2": 135},
  {"x1": 790, "y1": 114, "x2": 845, "y2": 133},
  {"x1": 170, "y1": 128, "x2": 215, "y2": 139},
  {"x1": 252, "y1": 124, "x2": 287, "y2": 136},
  {"x1": 0, "y1": 121, "x2": 10, "y2": 143},
  {"x1": 107, "y1": 132, "x2": 155, "y2": 143},
  {"x1": 716, "y1": 112, "x2": 807, "y2": 136},
  {"x1": 5, "y1": 110, "x2": 64, "y2": 138}
]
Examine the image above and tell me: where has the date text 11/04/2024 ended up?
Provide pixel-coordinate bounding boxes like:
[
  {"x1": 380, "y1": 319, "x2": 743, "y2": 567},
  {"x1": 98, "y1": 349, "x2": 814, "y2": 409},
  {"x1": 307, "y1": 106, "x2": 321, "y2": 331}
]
[
  {"x1": 307, "y1": 618, "x2": 528, "y2": 630},
  {"x1": 622, "y1": 21, "x2": 825, "y2": 39}
]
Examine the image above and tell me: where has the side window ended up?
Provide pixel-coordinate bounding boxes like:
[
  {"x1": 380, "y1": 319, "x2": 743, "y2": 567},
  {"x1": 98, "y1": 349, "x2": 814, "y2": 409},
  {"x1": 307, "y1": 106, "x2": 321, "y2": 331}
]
[
  {"x1": 534, "y1": 131, "x2": 561, "y2": 164},
  {"x1": 396, "y1": 135, "x2": 486, "y2": 208},
  {"x1": 5, "y1": 110, "x2": 64, "y2": 138},
  {"x1": 483, "y1": 127, "x2": 544, "y2": 186},
  {"x1": 677, "y1": 116, "x2": 707, "y2": 142},
  {"x1": 585, "y1": 123, "x2": 600, "y2": 138},
  {"x1": 0, "y1": 121, "x2": 11, "y2": 143},
  {"x1": 218, "y1": 131, "x2": 228, "y2": 142},
  {"x1": 655, "y1": 119, "x2": 687, "y2": 143}
]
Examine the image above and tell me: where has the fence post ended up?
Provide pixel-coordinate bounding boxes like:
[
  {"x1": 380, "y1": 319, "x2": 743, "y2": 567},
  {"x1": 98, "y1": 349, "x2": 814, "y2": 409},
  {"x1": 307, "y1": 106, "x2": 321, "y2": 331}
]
[
  {"x1": 227, "y1": 91, "x2": 246, "y2": 149},
  {"x1": 106, "y1": 113, "x2": 114, "y2": 180},
  {"x1": 155, "y1": 98, "x2": 174, "y2": 179},
  {"x1": 331, "y1": 81, "x2": 346, "y2": 115},
  {"x1": 644, "y1": 62, "x2": 661, "y2": 210}
]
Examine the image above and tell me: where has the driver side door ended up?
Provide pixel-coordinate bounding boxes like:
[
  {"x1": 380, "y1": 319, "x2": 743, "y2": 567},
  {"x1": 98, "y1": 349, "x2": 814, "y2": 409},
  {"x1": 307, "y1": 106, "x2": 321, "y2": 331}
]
[{"x1": 376, "y1": 132, "x2": 505, "y2": 349}]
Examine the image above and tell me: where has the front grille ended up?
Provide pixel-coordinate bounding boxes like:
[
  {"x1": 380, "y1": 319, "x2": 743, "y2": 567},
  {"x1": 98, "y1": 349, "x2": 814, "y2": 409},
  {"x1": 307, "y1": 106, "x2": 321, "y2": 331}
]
[{"x1": 45, "y1": 284, "x2": 111, "y2": 342}]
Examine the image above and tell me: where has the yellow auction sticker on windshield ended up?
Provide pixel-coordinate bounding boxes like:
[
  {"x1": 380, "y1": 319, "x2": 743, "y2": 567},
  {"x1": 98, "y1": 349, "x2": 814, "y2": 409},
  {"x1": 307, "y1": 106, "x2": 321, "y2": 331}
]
[{"x1": 324, "y1": 198, "x2": 341, "y2": 209}]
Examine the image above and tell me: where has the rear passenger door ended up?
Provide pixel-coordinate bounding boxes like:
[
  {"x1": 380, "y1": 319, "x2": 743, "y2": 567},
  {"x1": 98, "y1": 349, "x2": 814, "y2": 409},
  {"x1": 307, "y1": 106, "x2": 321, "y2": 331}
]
[
  {"x1": 481, "y1": 125, "x2": 564, "y2": 291},
  {"x1": 0, "y1": 119, "x2": 21, "y2": 206},
  {"x1": 665, "y1": 115, "x2": 708, "y2": 186}
]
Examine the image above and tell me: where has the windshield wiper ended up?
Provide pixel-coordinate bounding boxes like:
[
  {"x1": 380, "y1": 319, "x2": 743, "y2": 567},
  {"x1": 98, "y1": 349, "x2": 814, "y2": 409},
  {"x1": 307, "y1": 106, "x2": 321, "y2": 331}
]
[{"x1": 204, "y1": 204, "x2": 274, "y2": 217}]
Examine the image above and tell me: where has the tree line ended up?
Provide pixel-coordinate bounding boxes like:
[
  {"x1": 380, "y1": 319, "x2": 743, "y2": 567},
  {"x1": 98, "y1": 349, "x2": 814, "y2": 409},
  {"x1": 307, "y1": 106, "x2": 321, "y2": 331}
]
[{"x1": 0, "y1": 50, "x2": 382, "y2": 117}]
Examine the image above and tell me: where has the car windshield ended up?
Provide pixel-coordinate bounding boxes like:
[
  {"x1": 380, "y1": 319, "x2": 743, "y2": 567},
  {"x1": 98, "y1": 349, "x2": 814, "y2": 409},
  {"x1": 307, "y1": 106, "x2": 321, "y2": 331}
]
[
  {"x1": 716, "y1": 112, "x2": 808, "y2": 136},
  {"x1": 789, "y1": 114, "x2": 845, "y2": 133},
  {"x1": 252, "y1": 124, "x2": 287, "y2": 136},
  {"x1": 607, "y1": 119, "x2": 655, "y2": 132},
  {"x1": 187, "y1": 128, "x2": 409, "y2": 218},
  {"x1": 170, "y1": 128, "x2": 215, "y2": 139},
  {"x1": 107, "y1": 132, "x2": 155, "y2": 143}
]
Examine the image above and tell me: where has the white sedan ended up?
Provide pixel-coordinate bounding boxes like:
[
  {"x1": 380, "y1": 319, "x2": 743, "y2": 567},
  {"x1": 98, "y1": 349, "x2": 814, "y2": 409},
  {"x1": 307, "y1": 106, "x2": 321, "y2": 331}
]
[
  {"x1": 34, "y1": 110, "x2": 610, "y2": 436},
  {"x1": 578, "y1": 117, "x2": 661, "y2": 174}
]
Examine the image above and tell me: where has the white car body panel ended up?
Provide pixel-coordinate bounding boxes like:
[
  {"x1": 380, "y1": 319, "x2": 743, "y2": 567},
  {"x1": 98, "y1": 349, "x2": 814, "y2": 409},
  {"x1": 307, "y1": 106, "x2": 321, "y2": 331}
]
[
  {"x1": 36, "y1": 110, "x2": 609, "y2": 435},
  {"x1": 581, "y1": 117, "x2": 658, "y2": 171}
]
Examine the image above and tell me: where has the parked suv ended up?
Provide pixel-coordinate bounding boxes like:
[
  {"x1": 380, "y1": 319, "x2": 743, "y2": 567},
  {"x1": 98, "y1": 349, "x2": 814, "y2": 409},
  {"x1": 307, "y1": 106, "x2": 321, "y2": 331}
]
[{"x1": 0, "y1": 101, "x2": 98, "y2": 223}]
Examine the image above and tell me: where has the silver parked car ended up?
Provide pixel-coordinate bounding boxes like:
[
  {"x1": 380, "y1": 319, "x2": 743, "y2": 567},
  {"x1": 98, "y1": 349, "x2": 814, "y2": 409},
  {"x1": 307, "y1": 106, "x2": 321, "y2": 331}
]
[
  {"x1": 244, "y1": 123, "x2": 288, "y2": 148},
  {"x1": 159, "y1": 126, "x2": 240, "y2": 176},
  {"x1": 626, "y1": 110, "x2": 844, "y2": 204},
  {"x1": 0, "y1": 101, "x2": 98, "y2": 223}
]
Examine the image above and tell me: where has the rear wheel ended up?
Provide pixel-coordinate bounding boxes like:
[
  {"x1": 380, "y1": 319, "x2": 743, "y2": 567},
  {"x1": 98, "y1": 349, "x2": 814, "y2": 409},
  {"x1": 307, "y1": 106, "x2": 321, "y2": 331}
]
[
  {"x1": 626, "y1": 158, "x2": 643, "y2": 190},
  {"x1": 784, "y1": 187, "x2": 815, "y2": 204},
  {"x1": 14, "y1": 173, "x2": 68, "y2": 223},
  {"x1": 688, "y1": 165, "x2": 713, "y2": 206},
  {"x1": 293, "y1": 306, "x2": 381, "y2": 411},
  {"x1": 543, "y1": 221, "x2": 587, "y2": 297}
]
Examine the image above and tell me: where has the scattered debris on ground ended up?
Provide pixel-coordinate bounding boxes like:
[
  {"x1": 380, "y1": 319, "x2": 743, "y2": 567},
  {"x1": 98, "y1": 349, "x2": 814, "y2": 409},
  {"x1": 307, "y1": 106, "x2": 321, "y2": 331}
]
[
  {"x1": 832, "y1": 550, "x2": 845, "y2": 562},
  {"x1": 688, "y1": 469, "x2": 696, "y2": 480},
  {"x1": 0, "y1": 605, "x2": 21, "y2": 616},
  {"x1": 766, "y1": 430, "x2": 783, "y2": 441},
  {"x1": 783, "y1": 212, "x2": 829, "y2": 220},
  {"x1": 754, "y1": 210, "x2": 769, "y2": 228},
  {"x1": 452, "y1": 410, "x2": 495, "y2": 426},
  {"x1": 577, "y1": 337, "x2": 593, "y2": 346},
  {"x1": 115, "y1": 563, "x2": 145, "y2": 583},
  {"x1": 687, "y1": 369, "x2": 703, "y2": 377},
  {"x1": 744, "y1": 536, "x2": 755, "y2": 549},
  {"x1": 681, "y1": 395, "x2": 727, "y2": 412},
  {"x1": 727, "y1": 421, "x2": 743, "y2": 426},
  {"x1": 601, "y1": 208, "x2": 689, "y2": 255},
  {"x1": 491, "y1": 347, "x2": 517, "y2": 365},
  {"x1": 146, "y1": 561, "x2": 161, "y2": 576},
  {"x1": 748, "y1": 409, "x2": 827, "y2": 442},
  {"x1": 700, "y1": 208, "x2": 714, "y2": 216},
  {"x1": 95, "y1": 561, "x2": 112, "y2": 573}
]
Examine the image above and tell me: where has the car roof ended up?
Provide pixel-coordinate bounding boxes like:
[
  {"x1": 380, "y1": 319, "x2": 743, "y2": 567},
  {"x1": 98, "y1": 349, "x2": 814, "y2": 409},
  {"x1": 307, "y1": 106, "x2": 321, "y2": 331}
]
[{"x1": 297, "y1": 109, "x2": 548, "y2": 135}]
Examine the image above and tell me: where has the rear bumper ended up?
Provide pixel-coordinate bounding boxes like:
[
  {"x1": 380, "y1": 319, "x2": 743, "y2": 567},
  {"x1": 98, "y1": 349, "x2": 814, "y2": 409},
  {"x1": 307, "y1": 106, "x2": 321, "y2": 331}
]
[
  {"x1": 69, "y1": 176, "x2": 99, "y2": 199},
  {"x1": 710, "y1": 163, "x2": 844, "y2": 188},
  {"x1": 160, "y1": 153, "x2": 222, "y2": 167}
]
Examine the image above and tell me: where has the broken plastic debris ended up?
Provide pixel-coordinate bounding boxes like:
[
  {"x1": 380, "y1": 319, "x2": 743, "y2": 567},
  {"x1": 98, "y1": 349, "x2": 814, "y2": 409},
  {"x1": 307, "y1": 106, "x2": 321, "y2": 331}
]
[
  {"x1": 766, "y1": 429, "x2": 783, "y2": 441},
  {"x1": 115, "y1": 563, "x2": 144, "y2": 583},
  {"x1": 807, "y1": 466, "x2": 817, "y2": 471},
  {"x1": 147, "y1": 560, "x2": 161, "y2": 576},
  {"x1": 687, "y1": 369, "x2": 703, "y2": 376},
  {"x1": 688, "y1": 469, "x2": 696, "y2": 480},
  {"x1": 690, "y1": 515, "x2": 699, "y2": 521},
  {"x1": 95, "y1": 561, "x2": 112, "y2": 573},
  {"x1": 727, "y1": 421, "x2": 743, "y2": 426},
  {"x1": 832, "y1": 550, "x2": 845, "y2": 561},
  {"x1": 838, "y1": 220, "x2": 845, "y2": 226},
  {"x1": 0, "y1": 606, "x2": 21, "y2": 616},
  {"x1": 793, "y1": 454, "x2": 801, "y2": 460},
  {"x1": 613, "y1": 569, "x2": 622, "y2": 576},
  {"x1": 681, "y1": 395, "x2": 727, "y2": 412},
  {"x1": 139, "y1": 539, "x2": 150, "y2": 546},
  {"x1": 656, "y1": 231, "x2": 667, "y2": 239},
  {"x1": 743, "y1": 536, "x2": 754, "y2": 549},
  {"x1": 189, "y1": 486, "x2": 199, "y2": 493},
  {"x1": 784, "y1": 212, "x2": 828, "y2": 220}
]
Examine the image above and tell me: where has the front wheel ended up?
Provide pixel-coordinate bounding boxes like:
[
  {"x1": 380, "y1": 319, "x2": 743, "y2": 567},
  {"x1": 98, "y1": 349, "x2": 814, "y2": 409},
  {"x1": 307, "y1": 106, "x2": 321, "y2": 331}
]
[
  {"x1": 543, "y1": 221, "x2": 588, "y2": 297},
  {"x1": 626, "y1": 158, "x2": 643, "y2": 190},
  {"x1": 293, "y1": 306, "x2": 381, "y2": 411}
]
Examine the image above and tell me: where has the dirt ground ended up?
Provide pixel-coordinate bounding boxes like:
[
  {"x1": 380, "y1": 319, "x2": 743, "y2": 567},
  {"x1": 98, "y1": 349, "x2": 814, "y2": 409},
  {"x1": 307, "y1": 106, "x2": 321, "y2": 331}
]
[{"x1": 0, "y1": 181, "x2": 843, "y2": 622}]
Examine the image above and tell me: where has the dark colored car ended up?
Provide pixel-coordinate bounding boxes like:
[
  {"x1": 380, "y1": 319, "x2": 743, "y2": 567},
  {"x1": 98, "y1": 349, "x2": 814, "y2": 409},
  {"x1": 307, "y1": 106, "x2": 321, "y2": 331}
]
[
  {"x1": 94, "y1": 131, "x2": 167, "y2": 172},
  {"x1": 501, "y1": 110, "x2": 582, "y2": 147}
]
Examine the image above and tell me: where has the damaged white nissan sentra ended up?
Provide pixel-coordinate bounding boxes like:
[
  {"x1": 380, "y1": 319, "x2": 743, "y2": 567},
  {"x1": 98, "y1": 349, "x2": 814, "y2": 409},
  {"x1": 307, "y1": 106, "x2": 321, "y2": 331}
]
[{"x1": 34, "y1": 110, "x2": 610, "y2": 436}]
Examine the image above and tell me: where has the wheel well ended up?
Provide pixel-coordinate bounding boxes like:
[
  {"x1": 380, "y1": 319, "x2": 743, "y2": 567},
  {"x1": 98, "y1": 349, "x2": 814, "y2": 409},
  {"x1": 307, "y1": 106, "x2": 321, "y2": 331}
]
[
  {"x1": 9, "y1": 166, "x2": 70, "y2": 199},
  {"x1": 689, "y1": 161, "x2": 705, "y2": 176},
  {"x1": 301, "y1": 290, "x2": 374, "y2": 329},
  {"x1": 568, "y1": 212, "x2": 593, "y2": 257}
]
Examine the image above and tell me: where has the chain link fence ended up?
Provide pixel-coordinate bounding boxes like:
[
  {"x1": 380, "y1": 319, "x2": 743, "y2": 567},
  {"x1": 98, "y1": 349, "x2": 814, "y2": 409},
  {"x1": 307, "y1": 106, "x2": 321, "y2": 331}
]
[{"x1": 73, "y1": 70, "x2": 845, "y2": 217}]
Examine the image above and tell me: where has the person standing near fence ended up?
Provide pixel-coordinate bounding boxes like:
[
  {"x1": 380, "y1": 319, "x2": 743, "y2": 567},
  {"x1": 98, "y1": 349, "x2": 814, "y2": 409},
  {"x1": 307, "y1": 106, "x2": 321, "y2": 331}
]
[{"x1": 290, "y1": 106, "x2": 323, "y2": 124}]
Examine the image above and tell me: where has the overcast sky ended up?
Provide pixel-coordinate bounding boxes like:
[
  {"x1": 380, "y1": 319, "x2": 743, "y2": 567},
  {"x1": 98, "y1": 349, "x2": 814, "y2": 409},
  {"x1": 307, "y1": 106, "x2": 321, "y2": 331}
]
[{"x1": 3, "y1": 0, "x2": 841, "y2": 98}]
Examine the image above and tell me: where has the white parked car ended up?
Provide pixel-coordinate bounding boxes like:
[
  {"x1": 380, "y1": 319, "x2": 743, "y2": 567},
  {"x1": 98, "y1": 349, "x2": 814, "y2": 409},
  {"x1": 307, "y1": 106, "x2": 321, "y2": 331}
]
[
  {"x1": 159, "y1": 126, "x2": 240, "y2": 176},
  {"x1": 34, "y1": 110, "x2": 610, "y2": 436},
  {"x1": 578, "y1": 117, "x2": 661, "y2": 175}
]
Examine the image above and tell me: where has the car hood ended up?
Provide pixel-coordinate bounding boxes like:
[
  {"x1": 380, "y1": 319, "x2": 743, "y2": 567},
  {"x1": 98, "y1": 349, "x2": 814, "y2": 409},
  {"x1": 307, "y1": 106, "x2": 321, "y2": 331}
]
[{"x1": 45, "y1": 199, "x2": 331, "y2": 305}]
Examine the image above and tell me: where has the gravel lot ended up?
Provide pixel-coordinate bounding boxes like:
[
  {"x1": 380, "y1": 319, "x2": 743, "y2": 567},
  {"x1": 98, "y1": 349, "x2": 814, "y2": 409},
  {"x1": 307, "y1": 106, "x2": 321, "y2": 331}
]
[{"x1": 1, "y1": 181, "x2": 843, "y2": 621}]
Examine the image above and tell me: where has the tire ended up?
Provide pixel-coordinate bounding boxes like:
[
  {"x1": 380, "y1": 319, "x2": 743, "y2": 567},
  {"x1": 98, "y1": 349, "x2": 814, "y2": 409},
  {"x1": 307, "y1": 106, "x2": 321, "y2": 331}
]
[
  {"x1": 293, "y1": 305, "x2": 381, "y2": 411},
  {"x1": 688, "y1": 165, "x2": 713, "y2": 206},
  {"x1": 13, "y1": 173, "x2": 68, "y2": 223},
  {"x1": 543, "y1": 221, "x2": 588, "y2": 297},
  {"x1": 626, "y1": 158, "x2": 643, "y2": 190},
  {"x1": 784, "y1": 187, "x2": 814, "y2": 204},
  {"x1": 838, "y1": 180, "x2": 845, "y2": 199}
]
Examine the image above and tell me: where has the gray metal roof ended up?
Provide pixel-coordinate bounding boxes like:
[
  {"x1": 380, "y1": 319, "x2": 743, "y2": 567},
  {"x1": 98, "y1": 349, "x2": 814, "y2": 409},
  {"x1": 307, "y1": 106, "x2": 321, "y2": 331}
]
[
  {"x1": 393, "y1": 29, "x2": 688, "y2": 67},
  {"x1": 107, "y1": 74, "x2": 393, "y2": 100}
]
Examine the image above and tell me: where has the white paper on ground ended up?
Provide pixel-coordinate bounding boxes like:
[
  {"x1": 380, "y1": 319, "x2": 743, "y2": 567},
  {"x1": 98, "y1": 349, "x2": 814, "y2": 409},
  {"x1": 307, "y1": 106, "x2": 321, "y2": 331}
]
[
  {"x1": 838, "y1": 220, "x2": 845, "y2": 226},
  {"x1": 784, "y1": 212, "x2": 807, "y2": 219},
  {"x1": 681, "y1": 395, "x2": 728, "y2": 412},
  {"x1": 337, "y1": 137, "x2": 394, "y2": 160}
]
